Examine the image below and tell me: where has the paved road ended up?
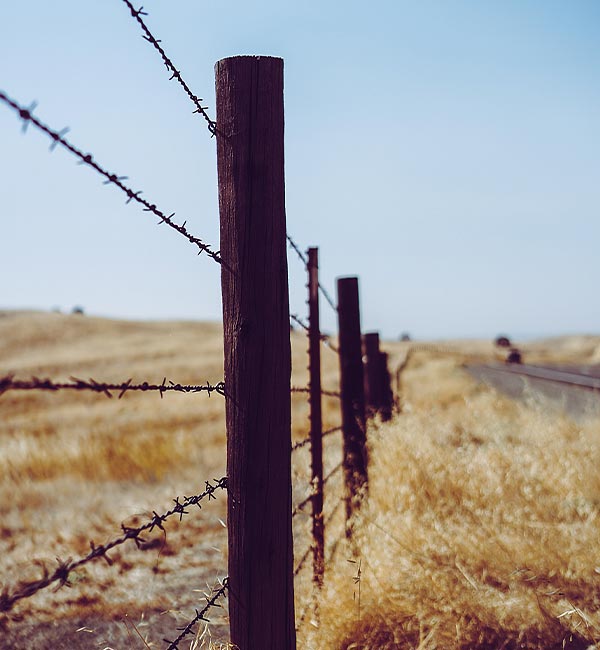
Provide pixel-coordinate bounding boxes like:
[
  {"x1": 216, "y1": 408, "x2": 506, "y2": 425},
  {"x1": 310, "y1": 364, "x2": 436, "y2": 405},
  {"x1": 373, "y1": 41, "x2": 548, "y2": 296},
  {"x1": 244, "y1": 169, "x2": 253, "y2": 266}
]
[{"x1": 466, "y1": 363, "x2": 600, "y2": 420}]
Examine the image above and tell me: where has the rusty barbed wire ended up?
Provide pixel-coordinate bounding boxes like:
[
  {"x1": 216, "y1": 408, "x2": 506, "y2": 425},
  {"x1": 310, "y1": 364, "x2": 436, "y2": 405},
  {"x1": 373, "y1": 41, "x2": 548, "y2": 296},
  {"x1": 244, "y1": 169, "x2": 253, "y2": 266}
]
[
  {"x1": 164, "y1": 578, "x2": 228, "y2": 650},
  {"x1": 0, "y1": 375, "x2": 225, "y2": 399},
  {"x1": 0, "y1": 91, "x2": 220, "y2": 262},
  {"x1": 0, "y1": 477, "x2": 227, "y2": 615},
  {"x1": 292, "y1": 461, "x2": 343, "y2": 518},
  {"x1": 291, "y1": 386, "x2": 341, "y2": 399},
  {"x1": 291, "y1": 425, "x2": 343, "y2": 453},
  {"x1": 120, "y1": 1, "x2": 217, "y2": 136},
  {"x1": 290, "y1": 314, "x2": 339, "y2": 354}
]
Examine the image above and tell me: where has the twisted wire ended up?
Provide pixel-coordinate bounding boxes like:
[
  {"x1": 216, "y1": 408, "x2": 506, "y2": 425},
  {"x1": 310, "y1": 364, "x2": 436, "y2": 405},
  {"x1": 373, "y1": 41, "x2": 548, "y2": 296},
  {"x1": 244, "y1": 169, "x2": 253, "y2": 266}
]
[
  {"x1": 0, "y1": 91, "x2": 220, "y2": 262},
  {"x1": 291, "y1": 425, "x2": 343, "y2": 453},
  {"x1": 0, "y1": 375, "x2": 224, "y2": 399},
  {"x1": 291, "y1": 386, "x2": 341, "y2": 399},
  {"x1": 290, "y1": 314, "x2": 339, "y2": 354},
  {"x1": 0, "y1": 478, "x2": 227, "y2": 614},
  {"x1": 164, "y1": 578, "x2": 228, "y2": 650},
  {"x1": 292, "y1": 461, "x2": 343, "y2": 518},
  {"x1": 120, "y1": 1, "x2": 217, "y2": 136}
]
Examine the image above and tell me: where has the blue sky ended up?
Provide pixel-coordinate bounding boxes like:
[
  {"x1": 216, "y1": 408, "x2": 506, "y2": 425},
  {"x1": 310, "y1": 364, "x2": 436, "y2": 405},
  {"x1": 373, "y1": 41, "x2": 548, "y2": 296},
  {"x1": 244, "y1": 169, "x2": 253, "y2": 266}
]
[{"x1": 1, "y1": 1, "x2": 599, "y2": 339}]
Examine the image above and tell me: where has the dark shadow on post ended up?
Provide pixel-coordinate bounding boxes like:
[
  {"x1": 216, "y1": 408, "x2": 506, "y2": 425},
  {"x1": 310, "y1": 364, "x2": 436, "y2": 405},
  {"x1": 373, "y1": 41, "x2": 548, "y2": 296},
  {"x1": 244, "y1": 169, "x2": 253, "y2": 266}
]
[
  {"x1": 336, "y1": 277, "x2": 368, "y2": 538},
  {"x1": 215, "y1": 55, "x2": 296, "y2": 650}
]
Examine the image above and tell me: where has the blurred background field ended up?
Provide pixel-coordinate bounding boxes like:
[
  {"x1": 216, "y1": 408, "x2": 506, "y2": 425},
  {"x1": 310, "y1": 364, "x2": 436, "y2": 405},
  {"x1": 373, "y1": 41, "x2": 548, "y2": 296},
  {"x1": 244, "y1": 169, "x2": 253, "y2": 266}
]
[{"x1": 2, "y1": 310, "x2": 600, "y2": 649}]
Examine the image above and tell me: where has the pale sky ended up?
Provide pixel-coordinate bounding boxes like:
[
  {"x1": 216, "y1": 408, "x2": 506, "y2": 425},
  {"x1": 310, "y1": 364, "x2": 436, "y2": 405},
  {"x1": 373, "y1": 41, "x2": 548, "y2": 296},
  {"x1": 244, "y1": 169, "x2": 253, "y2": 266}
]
[{"x1": 1, "y1": 1, "x2": 599, "y2": 340}]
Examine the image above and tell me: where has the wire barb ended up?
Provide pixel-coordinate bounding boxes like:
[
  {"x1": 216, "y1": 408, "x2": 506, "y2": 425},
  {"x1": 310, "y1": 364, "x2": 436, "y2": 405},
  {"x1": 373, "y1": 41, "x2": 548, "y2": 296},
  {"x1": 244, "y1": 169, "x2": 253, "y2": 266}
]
[
  {"x1": 0, "y1": 91, "x2": 221, "y2": 262},
  {"x1": 120, "y1": 0, "x2": 217, "y2": 136}
]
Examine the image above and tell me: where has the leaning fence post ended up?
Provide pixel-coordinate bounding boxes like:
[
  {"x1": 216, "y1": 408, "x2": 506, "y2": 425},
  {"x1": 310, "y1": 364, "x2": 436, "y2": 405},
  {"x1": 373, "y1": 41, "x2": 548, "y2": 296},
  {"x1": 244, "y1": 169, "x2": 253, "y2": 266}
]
[
  {"x1": 215, "y1": 55, "x2": 296, "y2": 650},
  {"x1": 307, "y1": 247, "x2": 324, "y2": 587},
  {"x1": 336, "y1": 276, "x2": 368, "y2": 536}
]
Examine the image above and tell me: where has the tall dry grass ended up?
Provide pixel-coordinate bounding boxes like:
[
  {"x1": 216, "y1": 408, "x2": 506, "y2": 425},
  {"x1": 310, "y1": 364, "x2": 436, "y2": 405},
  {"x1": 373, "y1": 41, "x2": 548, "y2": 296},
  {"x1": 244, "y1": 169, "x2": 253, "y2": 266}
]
[{"x1": 3, "y1": 311, "x2": 600, "y2": 648}]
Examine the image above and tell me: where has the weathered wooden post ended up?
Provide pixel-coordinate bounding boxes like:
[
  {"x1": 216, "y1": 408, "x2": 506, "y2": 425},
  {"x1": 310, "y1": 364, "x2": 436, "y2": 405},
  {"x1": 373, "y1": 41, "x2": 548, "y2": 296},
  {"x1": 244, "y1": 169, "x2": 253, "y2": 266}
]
[
  {"x1": 336, "y1": 277, "x2": 368, "y2": 536},
  {"x1": 215, "y1": 55, "x2": 296, "y2": 650},
  {"x1": 307, "y1": 247, "x2": 324, "y2": 586}
]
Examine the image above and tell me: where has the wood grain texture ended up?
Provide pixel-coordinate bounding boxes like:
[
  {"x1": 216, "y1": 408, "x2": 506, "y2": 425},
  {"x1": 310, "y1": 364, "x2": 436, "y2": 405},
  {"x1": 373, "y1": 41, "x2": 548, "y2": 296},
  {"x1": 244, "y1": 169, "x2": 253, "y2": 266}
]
[{"x1": 215, "y1": 55, "x2": 295, "y2": 650}]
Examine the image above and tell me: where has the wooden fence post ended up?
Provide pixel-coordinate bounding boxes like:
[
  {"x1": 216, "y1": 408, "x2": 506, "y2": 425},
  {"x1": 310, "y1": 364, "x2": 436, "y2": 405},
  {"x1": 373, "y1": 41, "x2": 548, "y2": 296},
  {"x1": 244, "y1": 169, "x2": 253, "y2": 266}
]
[
  {"x1": 307, "y1": 247, "x2": 324, "y2": 587},
  {"x1": 215, "y1": 55, "x2": 296, "y2": 650},
  {"x1": 379, "y1": 351, "x2": 394, "y2": 422},
  {"x1": 364, "y1": 332, "x2": 382, "y2": 416},
  {"x1": 364, "y1": 333, "x2": 394, "y2": 422},
  {"x1": 336, "y1": 277, "x2": 368, "y2": 536}
]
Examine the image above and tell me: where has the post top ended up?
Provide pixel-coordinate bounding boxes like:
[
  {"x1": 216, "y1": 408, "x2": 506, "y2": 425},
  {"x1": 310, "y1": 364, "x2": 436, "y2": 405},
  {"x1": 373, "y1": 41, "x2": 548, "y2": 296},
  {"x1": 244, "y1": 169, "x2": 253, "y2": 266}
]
[{"x1": 215, "y1": 55, "x2": 283, "y2": 67}]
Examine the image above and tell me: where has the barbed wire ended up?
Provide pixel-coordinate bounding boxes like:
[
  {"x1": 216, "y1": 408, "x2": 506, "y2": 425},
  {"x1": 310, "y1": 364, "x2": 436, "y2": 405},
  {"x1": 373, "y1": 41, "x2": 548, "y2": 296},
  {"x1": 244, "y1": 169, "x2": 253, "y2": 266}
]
[
  {"x1": 286, "y1": 233, "x2": 308, "y2": 266},
  {"x1": 317, "y1": 282, "x2": 337, "y2": 314},
  {"x1": 120, "y1": 1, "x2": 217, "y2": 136},
  {"x1": 290, "y1": 314, "x2": 339, "y2": 354},
  {"x1": 286, "y1": 235, "x2": 337, "y2": 313},
  {"x1": 164, "y1": 578, "x2": 228, "y2": 650},
  {"x1": 292, "y1": 461, "x2": 343, "y2": 518},
  {"x1": 0, "y1": 91, "x2": 221, "y2": 262},
  {"x1": 0, "y1": 375, "x2": 225, "y2": 399},
  {"x1": 291, "y1": 425, "x2": 343, "y2": 453},
  {"x1": 0, "y1": 477, "x2": 227, "y2": 615},
  {"x1": 291, "y1": 386, "x2": 341, "y2": 399},
  {"x1": 293, "y1": 498, "x2": 343, "y2": 578}
]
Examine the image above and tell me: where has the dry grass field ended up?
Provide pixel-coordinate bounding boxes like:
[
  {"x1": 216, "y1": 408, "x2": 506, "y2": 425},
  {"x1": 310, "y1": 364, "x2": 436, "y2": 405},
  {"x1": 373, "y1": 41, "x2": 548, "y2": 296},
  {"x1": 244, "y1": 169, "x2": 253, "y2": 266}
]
[{"x1": 2, "y1": 310, "x2": 600, "y2": 649}]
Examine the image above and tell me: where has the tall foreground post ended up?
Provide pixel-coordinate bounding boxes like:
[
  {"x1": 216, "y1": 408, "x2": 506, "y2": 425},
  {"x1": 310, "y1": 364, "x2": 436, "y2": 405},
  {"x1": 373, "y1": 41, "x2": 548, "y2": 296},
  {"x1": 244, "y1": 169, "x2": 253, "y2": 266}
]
[
  {"x1": 307, "y1": 247, "x2": 324, "y2": 586},
  {"x1": 215, "y1": 56, "x2": 296, "y2": 650},
  {"x1": 336, "y1": 277, "x2": 368, "y2": 535}
]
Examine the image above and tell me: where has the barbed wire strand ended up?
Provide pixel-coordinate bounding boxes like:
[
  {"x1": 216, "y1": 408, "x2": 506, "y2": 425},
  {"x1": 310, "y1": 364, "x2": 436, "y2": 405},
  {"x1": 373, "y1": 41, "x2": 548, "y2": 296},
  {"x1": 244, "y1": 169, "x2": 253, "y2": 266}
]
[
  {"x1": 291, "y1": 425, "x2": 343, "y2": 453},
  {"x1": 0, "y1": 478, "x2": 227, "y2": 614},
  {"x1": 286, "y1": 235, "x2": 337, "y2": 313},
  {"x1": 292, "y1": 461, "x2": 343, "y2": 518},
  {"x1": 0, "y1": 91, "x2": 220, "y2": 262},
  {"x1": 164, "y1": 578, "x2": 228, "y2": 650},
  {"x1": 293, "y1": 498, "x2": 343, "y2": 578},
  {"x1": 291, "y1": 386, "x2": 341, "y2": 399},
  {"x1": 290, "y1": 314, "x2": 339, "y2": 354},
  {"x1": 286, "y1": 233, "x2": 308, "y2": 266},
  {"x1": 120, "y1": 1, "x2": 217, "y2": 136},
  {"x1": 0, "y1": 375, "x2": 224, "y2": 399},
  {"x1": 317, "y1": 282, "x2": 337, "y2": 314}
]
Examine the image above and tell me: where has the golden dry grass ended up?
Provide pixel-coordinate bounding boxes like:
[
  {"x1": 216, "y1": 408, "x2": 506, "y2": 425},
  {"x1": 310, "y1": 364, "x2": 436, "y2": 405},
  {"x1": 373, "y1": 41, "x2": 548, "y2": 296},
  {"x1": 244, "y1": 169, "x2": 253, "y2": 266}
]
[{"x1": 2, "y1": 310, "x2": 600, "y2": 648}]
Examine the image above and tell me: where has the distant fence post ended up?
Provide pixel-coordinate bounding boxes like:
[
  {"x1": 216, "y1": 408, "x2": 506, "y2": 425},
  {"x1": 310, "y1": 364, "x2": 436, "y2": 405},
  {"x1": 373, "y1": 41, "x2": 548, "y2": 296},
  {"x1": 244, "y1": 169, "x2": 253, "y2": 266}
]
[
  {"x1": 364, "y1": 332, "x2": 393, "y2": 422},
  {"x1": 364, "y1": 332, "x2": 382, "y2": 416},
  {"x1": 307, "y1": 247, "x2": 324, "y2": 587},
  {"x1": 379, "y1": 351, "x2": 394, "y2": 422},
  {"x1": 215, "y1": 55, "x2": 296, "y2": 650},
  {"x1": 336, "y1": 277, "x2": 368, "y2": 536}
]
